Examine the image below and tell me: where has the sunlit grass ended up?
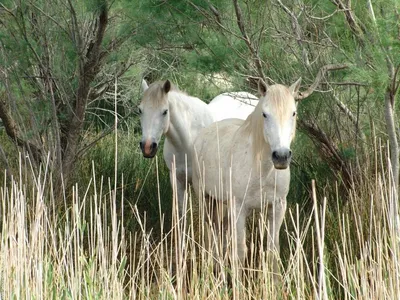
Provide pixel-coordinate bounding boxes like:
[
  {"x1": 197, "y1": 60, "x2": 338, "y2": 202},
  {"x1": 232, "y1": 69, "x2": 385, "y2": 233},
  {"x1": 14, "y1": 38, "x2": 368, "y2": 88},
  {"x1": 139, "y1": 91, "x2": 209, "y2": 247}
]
[{"x1": 0, "y1": 148, "x2": 399, "y2": 299}]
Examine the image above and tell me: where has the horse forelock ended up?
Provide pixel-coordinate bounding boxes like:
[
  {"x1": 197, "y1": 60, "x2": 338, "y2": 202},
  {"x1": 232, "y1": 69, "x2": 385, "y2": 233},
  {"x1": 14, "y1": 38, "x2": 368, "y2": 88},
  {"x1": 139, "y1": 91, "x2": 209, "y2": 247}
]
[
  {"x1": 270, "y1": 84, "x2": 293, "y2": 110},
  {"x1": 244, "y1": 84, "x2": 296, "y2": 159},
  {"x1": 141, "y1": 81, "x2": 180, "y2": 107}
]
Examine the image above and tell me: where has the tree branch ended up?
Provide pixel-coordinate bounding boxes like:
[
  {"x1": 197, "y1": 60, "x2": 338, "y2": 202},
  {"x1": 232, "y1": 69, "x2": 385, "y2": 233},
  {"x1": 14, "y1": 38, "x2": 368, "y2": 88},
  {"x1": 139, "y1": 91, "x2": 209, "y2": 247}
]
[
  {"x1": 61, "y1": 3, "x2": 109, "y2": 188},
  {"x1": 329, "y1": 0, "x2": 366, "y2": 42},
  {"x1": 67, "y1": 0, "x2": 82, "y2": 52},
  {"x1": 327, "y1": 81, "x2": 367, "y2": 86},
  {"x1": 298, "y1": 119, "x2": 353, "y2": 189},
  {"x1": 207, "y1": 1, "x2": 222, "y2": 24},
  {"x1": 330, "y1": 92, "x2": 366, "y2": 143},
  {"x1": 0, "y1": 92, "x2": 42, "y2": 163},
  {"x1": 392, "y1": 64, "x2": 400, "y2": 97},
  {"x1": 75, "y1": 5, "x2": 108, "y2": 124},
  {"x1": 276, "y1": 0, "x2": 310, "y2": 67},
  {"x1": 296, "y1": 63, "x2": 350, "y2": 99},
  {"x1": 232, "y1": 0, "x2": 265, "y2": 80},
  {"x1": 86, "y1": 4, "x2": 108, "y2": 64}
]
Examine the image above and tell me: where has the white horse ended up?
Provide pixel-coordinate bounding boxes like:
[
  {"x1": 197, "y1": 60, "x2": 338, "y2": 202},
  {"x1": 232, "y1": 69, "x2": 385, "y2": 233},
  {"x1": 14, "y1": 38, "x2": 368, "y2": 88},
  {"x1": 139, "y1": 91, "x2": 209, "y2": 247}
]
[
  {"x1": 192, "y1": 78, "x2": 301, "y2": 267},
  {"x1": 208, "y1": 92, "x2": 258, "y2": 121},
  {"x1": 138, "y1": 79, "x2": 257, "y2": 214}
]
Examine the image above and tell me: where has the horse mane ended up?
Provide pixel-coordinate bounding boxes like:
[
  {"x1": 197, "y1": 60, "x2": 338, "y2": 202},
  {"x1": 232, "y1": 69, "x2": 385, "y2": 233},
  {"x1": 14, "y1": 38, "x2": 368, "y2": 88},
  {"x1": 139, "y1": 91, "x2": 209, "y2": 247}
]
[{"x1": 243, "y1": 84, "x2": 295, "y2": 160}]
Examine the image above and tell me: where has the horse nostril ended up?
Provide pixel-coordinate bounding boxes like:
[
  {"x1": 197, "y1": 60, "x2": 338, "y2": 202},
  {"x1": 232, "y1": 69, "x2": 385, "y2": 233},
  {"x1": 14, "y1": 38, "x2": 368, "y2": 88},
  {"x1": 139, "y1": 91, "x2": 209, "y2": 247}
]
[
  {"x1": 272, "y1": 150, "x2": 292, "y2": 161},
  {"x1": 272, "y1": 151, "x2": 279, "y2": 160},
  {"x1": 151, "y1": 142, "x2": 157, "y2": 150}
]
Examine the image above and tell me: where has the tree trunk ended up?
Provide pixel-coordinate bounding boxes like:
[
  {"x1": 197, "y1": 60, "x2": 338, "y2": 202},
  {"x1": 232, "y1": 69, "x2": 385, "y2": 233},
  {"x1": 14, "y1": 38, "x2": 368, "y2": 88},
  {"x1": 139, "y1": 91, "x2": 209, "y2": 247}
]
[
  {"x1": 384, "y1": 87, "x2": 399, "y2": 203},
  {"x1": 55, "y1": 3, "x2": 109, "y2": 199},
  {"x1": 298, "y1": 119, "x2": 354, "y2": 193}
]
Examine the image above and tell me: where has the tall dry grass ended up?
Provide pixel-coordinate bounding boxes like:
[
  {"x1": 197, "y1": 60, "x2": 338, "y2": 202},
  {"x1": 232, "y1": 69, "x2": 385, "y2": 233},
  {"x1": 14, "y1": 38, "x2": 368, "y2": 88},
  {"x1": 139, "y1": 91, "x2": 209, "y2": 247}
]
[{"x1": 0, "y1": 146, "x2": 399, "y2": 299}]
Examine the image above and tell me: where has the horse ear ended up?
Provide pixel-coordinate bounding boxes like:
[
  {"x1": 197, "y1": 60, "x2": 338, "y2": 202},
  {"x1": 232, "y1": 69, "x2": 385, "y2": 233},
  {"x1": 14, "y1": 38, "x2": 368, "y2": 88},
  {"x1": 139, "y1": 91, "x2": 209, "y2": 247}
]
[
  {"x1": 141, "y1": 79, "x2": 149, "y2": 92},
  {"x1": 289, "y1": 77, "x2": 302, "y2": 97},
  {"x1": 258, "y1": 78, "x2": 268, "y2": 96},
  {"x1": 163, "y1": 80, "x2": 171, "y2": 94}
]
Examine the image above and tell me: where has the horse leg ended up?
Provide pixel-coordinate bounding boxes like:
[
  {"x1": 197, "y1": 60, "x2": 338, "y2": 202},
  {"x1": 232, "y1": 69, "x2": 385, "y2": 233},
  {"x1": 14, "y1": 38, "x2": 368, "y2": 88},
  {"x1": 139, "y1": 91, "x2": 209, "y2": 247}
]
[
  {"x1": 266, "y1": 197, "x2": 287, "y2": 277},
  {"x1": 230, "y1": 205, "x2": 248, "y2": 266},
  {"x1": 169, "y1": 171, "x2": 187, "y2": 216},
  {"x1": 203, "y1": 196, "x2": 225, "y2": 263},
  {"x1": 177, "y1": 178, "x2": 187, "y2": 216}
]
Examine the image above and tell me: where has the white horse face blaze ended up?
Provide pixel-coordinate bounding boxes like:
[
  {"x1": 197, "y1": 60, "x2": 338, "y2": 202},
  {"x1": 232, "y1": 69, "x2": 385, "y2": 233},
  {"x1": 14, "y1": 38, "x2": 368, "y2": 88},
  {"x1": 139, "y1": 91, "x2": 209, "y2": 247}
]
[
  {"x1": 262, "y1": 91, "x2": 297, "y2": 170},
  {"x1": 138, "y1": 84, "x2": 170, "y2": 158}
]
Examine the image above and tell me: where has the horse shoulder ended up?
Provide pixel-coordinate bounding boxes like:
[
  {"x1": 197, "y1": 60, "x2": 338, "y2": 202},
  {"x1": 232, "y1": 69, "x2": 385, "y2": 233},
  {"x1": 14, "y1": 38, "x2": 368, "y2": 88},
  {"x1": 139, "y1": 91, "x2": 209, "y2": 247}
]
[{"x1": 194, "y1": 119, "x2": 242, "y2": 162}]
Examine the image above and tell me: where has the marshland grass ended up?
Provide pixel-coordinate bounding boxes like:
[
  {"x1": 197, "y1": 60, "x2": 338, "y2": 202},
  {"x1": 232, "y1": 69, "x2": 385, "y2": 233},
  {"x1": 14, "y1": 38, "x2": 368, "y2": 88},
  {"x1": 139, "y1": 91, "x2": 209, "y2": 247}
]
[{"x1": 0, "y1": 144, "x2": 399, "y2": 299}]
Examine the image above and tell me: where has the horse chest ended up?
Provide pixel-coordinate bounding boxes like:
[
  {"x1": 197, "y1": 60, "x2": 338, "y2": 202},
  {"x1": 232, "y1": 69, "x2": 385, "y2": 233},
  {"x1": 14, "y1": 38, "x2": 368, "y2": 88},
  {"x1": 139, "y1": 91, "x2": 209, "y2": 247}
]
[
  {"x1": 261, "y1": 169, "x2": 291, "y2": 203},
  {"x1": 230, "y1": 166, "x2": 291, "y2": 209},
  {"x1": 163, "y1": 139, "x2": 193, "y2": 178}
]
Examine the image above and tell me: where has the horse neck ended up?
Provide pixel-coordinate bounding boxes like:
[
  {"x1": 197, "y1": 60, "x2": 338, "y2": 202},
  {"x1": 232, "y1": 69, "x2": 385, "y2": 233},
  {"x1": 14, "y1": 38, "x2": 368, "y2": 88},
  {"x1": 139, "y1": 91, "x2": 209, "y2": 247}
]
[
  {"x1": 165, "y1": 91, "x2": 203, "y2": 150},
  {"x1": 241, "y1": 100, "x2": 273, "y2": 169}
]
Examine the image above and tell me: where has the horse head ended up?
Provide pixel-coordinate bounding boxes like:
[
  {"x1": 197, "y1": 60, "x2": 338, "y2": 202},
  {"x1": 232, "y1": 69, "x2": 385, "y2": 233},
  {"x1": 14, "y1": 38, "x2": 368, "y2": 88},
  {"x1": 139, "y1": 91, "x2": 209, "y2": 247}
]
[
  {"x1": 138, "y1": 79, "x2": 171, "y2": 158},
  {"x1": 258, "y1": 78, "x2": 301, "y2": 169}
]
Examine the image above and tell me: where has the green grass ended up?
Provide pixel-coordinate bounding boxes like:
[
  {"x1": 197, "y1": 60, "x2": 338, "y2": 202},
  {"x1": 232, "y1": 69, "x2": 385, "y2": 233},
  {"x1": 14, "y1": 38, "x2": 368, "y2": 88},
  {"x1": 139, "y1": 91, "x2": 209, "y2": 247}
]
[{"x1": 77, "y1": 130, "x2": 173, "y2": 234}]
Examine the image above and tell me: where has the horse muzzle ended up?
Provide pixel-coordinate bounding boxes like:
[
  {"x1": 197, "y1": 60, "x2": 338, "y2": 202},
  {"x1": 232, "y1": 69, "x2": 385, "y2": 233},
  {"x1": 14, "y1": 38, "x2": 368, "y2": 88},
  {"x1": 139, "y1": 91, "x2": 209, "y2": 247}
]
[
  {"x1": 272, "y1": 149, "x2": 292, "y2": 170},
  {"x1": 140, "y1": 140, "x2": 158, "y2": 158}
]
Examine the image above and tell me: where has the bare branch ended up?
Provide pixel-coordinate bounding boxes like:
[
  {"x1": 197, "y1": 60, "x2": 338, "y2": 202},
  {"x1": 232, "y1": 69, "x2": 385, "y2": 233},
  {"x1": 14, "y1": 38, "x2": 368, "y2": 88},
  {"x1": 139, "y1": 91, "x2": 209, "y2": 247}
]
[
  {"x1": 31, "y1": 3, "x2": 71, "y2": 37},
  {"x1": 75, "y1": 5, "x2": 108, "y2": 123},
  {"x1": 48, "y1": 79, "x2": 63, "y2": 174},
  {"x1": 330, "y1": 92, "x2": 366, "y2": 142},
  {"x1": 86, "y1": 4, "x2": 108, "y2": 63},
  {"x1": 232, "y1": 0, "x2": 265, "y2": 80},
  {"x1": 384, "y1": 87, "x2": 399, "y2": 193},
  {"x1": 88, "y1": 61, "x2": 134, "y2": 101},
  {"x1": 99, "y1": 28, "x2": 137, "y2": 61},
  {"x1": 207, "y1": 1, "x2": 222, "y2": 24},
  {"x1": 67, "y1": 0, "x2": 82, "y2": 52},
  {"x1": 276, "y1": 0, "x2": 310, "y2": 67},
  {"x1": 0, "y1": 92, "x2": 42, "y2": 163},
  {"x1": 305, "y1": 8, "x2": 340, "y2": 21},
  {"x1": 329, "y1": 0, "x2": 366, "y2": 41},
  {"x1": 327, "y1": 81, "x2": 367, "y2": 87},
  {"x1": 298, "y1": 119, "x2": 353, "y2": 189},
  {"x1": 0, "y1": 2, "x2": 15, "y2": 14},
  {"x1": 392, "y1": 64, "x2": 400, "y2": 96},
  {"x1": 76, "y1": 125, "x2": 115, "y2": 158},
  {"x1": 297, "y1": 63, "x2": 350, "y2": 100},
  {"x1": 0, "y1": 93, "x2": 19, "y2": 142}
]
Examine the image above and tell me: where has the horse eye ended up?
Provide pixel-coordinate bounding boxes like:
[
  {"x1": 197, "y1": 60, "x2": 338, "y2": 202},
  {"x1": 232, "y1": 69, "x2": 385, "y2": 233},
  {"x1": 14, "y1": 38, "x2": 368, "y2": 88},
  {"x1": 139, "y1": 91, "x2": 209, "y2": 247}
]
[
  {"x1": 293, "y1": 112, "x2": 296, "y2": 117},
  {"x1": 163, "y1": 109, "x2": 168, "y2": 116},
  {"x1": 262, "y1": 112, "x2": 267, "y2": 119},
  {"x1": 138, "y1": 108, "x2": 142, "y2": 114}
]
